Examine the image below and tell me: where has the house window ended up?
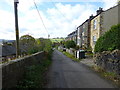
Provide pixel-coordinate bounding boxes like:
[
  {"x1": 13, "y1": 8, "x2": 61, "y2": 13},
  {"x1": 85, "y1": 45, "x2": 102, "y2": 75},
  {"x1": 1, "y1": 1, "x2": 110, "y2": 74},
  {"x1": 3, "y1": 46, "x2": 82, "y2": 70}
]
[
  {"x1": 83, "y1": 24, "x2": 85, "y2": 29},
  {"x1": 82, "y1": 31, "x2": 85, "y2": 40},
  {"x1": 77, "y1": 28, "x2": 80, "y2": 36},
  {"x1": 77, "y1": 38, "x2": 80, "y2": 45},
  {"x1": 82, "y1": 31, "x2": 84, "y2": 36},
  {"x1": 93, "y1": 19, "x2": 97, "y2": 30},
  {"x1": 93, "y1": 36, "x2": 97, "y2": 44}
]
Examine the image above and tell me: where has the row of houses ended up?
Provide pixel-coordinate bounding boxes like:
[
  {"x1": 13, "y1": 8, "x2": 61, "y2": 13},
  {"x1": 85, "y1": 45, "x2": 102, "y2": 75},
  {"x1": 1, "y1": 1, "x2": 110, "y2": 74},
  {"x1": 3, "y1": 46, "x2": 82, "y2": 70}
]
[{"x1": 66, "y1": 4, "x2": 120, "y2": 52}]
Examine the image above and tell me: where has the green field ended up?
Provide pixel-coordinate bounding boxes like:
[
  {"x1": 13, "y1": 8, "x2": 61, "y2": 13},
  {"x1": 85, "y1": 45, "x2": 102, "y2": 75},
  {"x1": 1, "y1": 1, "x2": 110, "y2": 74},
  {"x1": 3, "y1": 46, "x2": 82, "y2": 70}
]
[{"x1": 50, "y1": 38, "x2": 64, "y2": 43}]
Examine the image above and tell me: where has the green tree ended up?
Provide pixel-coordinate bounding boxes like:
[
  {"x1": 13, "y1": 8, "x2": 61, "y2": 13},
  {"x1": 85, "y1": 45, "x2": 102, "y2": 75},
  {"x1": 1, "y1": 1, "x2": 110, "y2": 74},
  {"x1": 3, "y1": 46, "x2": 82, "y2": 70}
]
[
  {"x1": 20, "y1": 35, "x2": 52, "y2": 55},
  {"x1": 43, "y1": 39, "x2": 52, "y2": 52},
  {"x1": 65, "y1": 40, "x2": 76, "y2": 49},
  {"x1": 38, "y1": 38, "x2": 52, "y2": 52},
  {"x1": 20, "y1": 35, "x2": 36, "y2": 54},
  {"x1": 94, "y1": 24, "x2": 120, "y2": 52}
]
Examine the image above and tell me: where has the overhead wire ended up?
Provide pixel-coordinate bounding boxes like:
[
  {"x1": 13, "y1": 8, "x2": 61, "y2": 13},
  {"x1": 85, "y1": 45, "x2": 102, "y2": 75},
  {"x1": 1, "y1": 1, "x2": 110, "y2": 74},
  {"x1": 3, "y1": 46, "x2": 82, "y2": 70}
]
[
  {"x1": 51, "y1": 0, "x2": 72, "y2": 23},
  {"x1": 33, "y1": 0, "x2": 75, "y2": 38},
  {"x1": 33, "y1": 0, "x2": 50, "y2": 38},
  {"x1": 51, "y1": 0, "x2": 77, "y2": 32}
]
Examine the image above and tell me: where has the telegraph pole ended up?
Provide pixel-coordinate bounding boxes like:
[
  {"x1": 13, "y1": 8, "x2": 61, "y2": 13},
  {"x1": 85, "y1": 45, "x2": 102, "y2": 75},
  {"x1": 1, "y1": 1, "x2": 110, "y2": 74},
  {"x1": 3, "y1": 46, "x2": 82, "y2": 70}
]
[
  {"x1": 14, "y1": 0, "x2": 20, "y2": 58},
  {"x1": 48, "y1": 34, "x2": 50, "y2": 39}
]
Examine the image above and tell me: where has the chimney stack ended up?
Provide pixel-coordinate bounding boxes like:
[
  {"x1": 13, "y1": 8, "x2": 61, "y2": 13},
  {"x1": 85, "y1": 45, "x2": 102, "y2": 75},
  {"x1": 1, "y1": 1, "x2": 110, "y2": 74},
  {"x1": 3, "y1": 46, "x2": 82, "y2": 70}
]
[
  {"x1": 89, "y1": 14, "x2": 94, "y2": 19},
  {"x1": 97, "y1": 7, "x2": 103, "y2": 14}
]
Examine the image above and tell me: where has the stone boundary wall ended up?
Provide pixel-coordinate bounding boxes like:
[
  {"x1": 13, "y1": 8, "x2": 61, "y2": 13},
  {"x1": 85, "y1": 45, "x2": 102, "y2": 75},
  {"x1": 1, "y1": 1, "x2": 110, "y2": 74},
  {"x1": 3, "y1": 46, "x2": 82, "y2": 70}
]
[
  {"x1": 1, "y1": 51, "x2": 45, "y2": 88},
  {"x1": 94, "y1": 49, "x2": 120, "y2": 75},
  {"x1": 66, "y1": 48, "x2": 75, "y2": 55}
]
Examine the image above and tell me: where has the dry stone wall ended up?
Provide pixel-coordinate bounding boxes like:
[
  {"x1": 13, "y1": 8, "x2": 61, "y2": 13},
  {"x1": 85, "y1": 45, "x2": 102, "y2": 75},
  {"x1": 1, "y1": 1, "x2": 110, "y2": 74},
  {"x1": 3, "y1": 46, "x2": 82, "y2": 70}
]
[{"x1": 94, "y1": 49, "x2": 120, "y2": 75}]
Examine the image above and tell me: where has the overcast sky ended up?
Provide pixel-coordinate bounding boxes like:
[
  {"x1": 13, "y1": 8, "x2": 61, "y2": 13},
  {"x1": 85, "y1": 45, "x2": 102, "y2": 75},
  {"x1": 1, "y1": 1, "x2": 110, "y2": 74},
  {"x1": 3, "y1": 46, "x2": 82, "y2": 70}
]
[{"x1": 0, "y1": 0, "x2": 117, "y2": 40}]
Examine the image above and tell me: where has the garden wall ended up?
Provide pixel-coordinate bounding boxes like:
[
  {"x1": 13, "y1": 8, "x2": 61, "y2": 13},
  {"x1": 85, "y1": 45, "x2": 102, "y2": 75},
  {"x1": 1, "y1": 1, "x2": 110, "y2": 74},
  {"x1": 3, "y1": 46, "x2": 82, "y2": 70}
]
[
  {"x1": 66, "y1": 48, "x2": 75, "y2": 55},
  {"x1": 94, "y1": 49, "x2": 120, "y2": 75},
  {"x1": 1, "y1": 51, "x2": 45, "y2": 88}
]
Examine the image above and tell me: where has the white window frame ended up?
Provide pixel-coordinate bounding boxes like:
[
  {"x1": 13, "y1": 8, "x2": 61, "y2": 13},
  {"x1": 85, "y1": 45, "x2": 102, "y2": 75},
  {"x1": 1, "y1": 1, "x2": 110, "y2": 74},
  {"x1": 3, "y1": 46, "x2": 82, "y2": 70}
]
[
  {"x1": 93, "y1": 19, "x2": 97, "y2": 30},
  {"x1": 93, "y1": 36, "x2": 97, "y2": 42},
  {"x1": 93, "y1": 35, "x2": 97, "y2": 45}
]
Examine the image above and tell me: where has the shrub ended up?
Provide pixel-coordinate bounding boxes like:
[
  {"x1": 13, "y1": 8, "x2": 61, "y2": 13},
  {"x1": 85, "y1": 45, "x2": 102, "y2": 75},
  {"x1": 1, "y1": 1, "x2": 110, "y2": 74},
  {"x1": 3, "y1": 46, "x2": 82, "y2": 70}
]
[
  {"x1": 20, "y1": 35, "x2": 52, "y2": 55},
  {"x1": 94, "y1": 24, "x2": 120, "y2": 52},
  {"x1": 65, "y1": 40, "x2": 76, "y2": 49},
  {"x1": 20, "y1": 35, "x2": 36, "y2": 54},
  {"x1": 43, "y1": 39, "x2": 52, "y2": 52}
]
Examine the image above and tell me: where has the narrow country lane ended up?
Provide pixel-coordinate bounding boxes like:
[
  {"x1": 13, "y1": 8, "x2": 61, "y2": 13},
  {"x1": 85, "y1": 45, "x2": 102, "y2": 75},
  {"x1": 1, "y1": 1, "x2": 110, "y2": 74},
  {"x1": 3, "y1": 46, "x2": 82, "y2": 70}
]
[{"x1": 46, "y1": 50, "x2": 117, "y2": 88}]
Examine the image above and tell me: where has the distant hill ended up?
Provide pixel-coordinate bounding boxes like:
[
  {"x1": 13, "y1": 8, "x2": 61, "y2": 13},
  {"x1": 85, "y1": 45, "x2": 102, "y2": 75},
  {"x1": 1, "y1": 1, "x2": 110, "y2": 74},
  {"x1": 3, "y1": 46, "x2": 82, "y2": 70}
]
[
  {"x1": 0, "y1": 39, "x2": 4, "y2": 44},
  {"x1": 50, "y1": 38, "x2": 64, "y2": 43},
  {"x1": 5, "y1": 40, "x2": 15, "y2": 43},
  {"x1": 0, "y1": 39, "x2": 15, "y2": 44},
  {"x1": 0, "y1": 39, "x2": 4, "y2": 41}
]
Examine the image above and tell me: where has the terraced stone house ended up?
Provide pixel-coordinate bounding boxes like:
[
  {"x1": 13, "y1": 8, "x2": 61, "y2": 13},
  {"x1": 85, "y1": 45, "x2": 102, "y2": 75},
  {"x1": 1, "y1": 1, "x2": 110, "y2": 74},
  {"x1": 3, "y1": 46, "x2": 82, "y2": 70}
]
[
  {"x1": 66, "y1": 4, "x2": 120, "y2": 52},
  {"x1": 77, "y1": 15, "x2": 94, "y2": 49},
  {"x1": 90, "y1": 4, "x2": 120, "y2": 52}
]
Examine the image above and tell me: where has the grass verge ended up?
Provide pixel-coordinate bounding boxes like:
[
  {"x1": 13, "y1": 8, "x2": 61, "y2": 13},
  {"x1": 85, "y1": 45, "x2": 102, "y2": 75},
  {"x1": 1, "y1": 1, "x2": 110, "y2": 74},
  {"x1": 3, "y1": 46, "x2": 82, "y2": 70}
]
[
  {"x1": 16, "y1": 50, "x2": 53, "y2": 88},
  {"x1": 85, "y1": 52, "x2": 93, "y2": 57},
  {"x1": 92, "y1": 65, "x2": 120, "y2": 87}
]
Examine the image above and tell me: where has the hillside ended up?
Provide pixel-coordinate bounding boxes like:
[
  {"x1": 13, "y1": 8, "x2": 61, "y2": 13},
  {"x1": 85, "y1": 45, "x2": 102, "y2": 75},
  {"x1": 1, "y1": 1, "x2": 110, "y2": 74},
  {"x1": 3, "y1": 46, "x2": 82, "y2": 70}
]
[{"x1": 50, "y1": 38, "x2": 64, "y2": 43}]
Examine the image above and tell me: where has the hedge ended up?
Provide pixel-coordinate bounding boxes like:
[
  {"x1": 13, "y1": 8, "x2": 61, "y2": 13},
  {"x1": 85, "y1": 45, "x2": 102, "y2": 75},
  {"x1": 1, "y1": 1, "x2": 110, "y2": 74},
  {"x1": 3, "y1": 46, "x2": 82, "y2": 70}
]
[
  {"x1": 94, "y1": 24, "x2": 120, "y2": 52},
  {"x1": 65, "y1": 40, "x2": 76, "y2": 49}
]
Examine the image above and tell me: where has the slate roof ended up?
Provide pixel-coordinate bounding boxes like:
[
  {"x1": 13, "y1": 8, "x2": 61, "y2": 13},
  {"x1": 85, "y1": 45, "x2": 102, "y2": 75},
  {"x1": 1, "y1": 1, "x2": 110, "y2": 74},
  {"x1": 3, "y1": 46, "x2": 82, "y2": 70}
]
[{"x1": 0, "y1": 45, "x2": 16, "y2": 57}]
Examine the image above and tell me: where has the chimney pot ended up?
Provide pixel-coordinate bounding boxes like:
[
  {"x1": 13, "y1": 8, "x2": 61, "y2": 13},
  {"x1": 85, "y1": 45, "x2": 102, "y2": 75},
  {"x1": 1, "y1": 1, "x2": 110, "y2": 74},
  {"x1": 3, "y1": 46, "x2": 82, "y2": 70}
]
[{"x1": 97, "y1": 7, "x2": 103, "y2": 14}]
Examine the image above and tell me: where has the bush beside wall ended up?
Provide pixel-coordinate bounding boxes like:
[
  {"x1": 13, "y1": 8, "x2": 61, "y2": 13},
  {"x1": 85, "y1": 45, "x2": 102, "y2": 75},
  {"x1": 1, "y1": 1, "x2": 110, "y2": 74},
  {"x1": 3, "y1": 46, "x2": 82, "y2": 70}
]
[{"x1": 94, "y1": 24, "x2": 120, "y2": 52}]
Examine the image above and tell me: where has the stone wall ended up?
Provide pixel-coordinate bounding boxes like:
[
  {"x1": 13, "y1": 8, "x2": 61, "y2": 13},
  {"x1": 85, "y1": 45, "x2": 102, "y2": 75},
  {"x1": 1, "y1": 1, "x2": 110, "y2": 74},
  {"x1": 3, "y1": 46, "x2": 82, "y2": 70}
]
[
  {"x1": 1, "y1": 51, "x2": 45, "y2": 88},
  {"x1": 66, "y1": 48, "x2": 75, "y2": 55},
  {"x1": 94, "y1": 49, "x2": 120, "y2": 75}
]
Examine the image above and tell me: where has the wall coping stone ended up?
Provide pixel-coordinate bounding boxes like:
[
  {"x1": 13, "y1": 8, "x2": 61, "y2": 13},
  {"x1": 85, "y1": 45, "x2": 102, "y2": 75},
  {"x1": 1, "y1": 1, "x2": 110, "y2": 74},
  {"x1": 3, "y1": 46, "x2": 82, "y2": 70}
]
[{"x1": 1, "y1": 51, "x2": 44, "y2": 67}]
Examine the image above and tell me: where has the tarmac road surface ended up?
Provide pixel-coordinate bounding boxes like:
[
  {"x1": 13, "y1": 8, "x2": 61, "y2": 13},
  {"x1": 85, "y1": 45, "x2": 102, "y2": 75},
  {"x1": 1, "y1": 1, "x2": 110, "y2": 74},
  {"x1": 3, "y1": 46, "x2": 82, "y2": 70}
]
[{"x1": 46, "y1": 50, "x2": 117, "y2": 88}]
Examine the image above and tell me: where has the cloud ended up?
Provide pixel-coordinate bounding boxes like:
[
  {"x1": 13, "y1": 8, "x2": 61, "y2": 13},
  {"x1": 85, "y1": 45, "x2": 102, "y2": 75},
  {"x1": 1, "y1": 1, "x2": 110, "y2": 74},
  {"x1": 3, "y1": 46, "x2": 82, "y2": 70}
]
[
  {"x1": 0, "y1": 0, "x2": 48, "y2": 40},
  {"x1": 0, "y1": 0, "x2": 118, "y2": 40},
  {"x1": 0, "y1": 9, "x2": 15, "y2": 40},
  {"x1": 102, "y1": 0, "x2": 117, "y2": 10},
  {"x1": 46, "y1": 3, "x2": 96, "y2": 37}
]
